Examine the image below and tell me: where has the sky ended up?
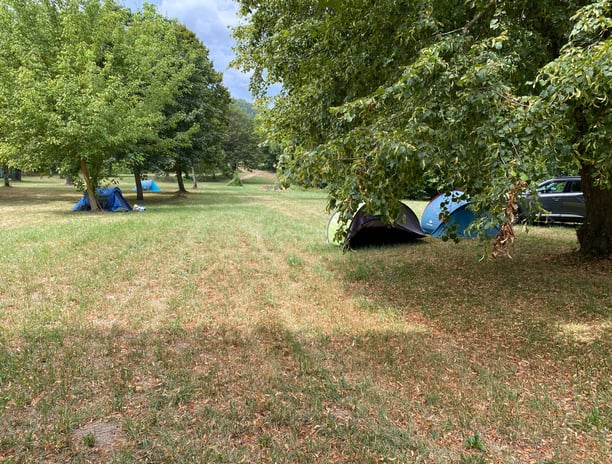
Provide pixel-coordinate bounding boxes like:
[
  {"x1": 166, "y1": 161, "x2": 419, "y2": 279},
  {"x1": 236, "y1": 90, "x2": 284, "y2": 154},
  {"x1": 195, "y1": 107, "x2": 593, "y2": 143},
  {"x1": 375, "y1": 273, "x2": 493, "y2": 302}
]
[{"x1": 122, "y1": 0, "x2": 254, "y2": 102}]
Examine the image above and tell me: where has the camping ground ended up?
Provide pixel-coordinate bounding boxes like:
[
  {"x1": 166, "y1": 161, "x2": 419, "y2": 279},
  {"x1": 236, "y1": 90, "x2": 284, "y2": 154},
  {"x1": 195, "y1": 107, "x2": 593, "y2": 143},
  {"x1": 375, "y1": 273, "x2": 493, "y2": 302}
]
[{"x1": 0, "y1": 174, "x2": 610, "y2": 463}]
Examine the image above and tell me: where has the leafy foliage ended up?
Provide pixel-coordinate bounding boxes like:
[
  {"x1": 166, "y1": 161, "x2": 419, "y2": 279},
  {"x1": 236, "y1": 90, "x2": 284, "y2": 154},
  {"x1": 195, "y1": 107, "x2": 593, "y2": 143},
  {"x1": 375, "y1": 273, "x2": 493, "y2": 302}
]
[
  {"x1": 220, "y1": 101, "x2": 262, "y2": 176},
  {"x1": 157, "y1": 23, "x2": 230, "y2": 192},
  {"x1": 233, "y1": 0, "x2": 612, "y2": 256},
  {"x1": 0, "y1": 0, "x2": 230, "y2": 203}
]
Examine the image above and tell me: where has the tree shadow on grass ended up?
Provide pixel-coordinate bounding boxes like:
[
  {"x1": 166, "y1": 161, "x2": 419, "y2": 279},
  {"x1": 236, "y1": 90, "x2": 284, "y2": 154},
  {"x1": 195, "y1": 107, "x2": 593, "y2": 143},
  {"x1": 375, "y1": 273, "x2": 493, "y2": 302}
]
[
  {"x1": 1, "y1": 315, "x2": 609, "y2": 463},
  {"x1": 329, "y1": 238, "x2": 611, "y2": 360},
  {"x1": 0, "y1": 320, "x2": 435, "y2": 463}
]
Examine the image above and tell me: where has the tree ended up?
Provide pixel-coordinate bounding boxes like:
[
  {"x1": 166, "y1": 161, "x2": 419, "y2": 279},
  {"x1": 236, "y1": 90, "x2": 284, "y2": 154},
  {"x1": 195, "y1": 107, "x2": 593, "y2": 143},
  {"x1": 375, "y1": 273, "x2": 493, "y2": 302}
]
[
  {"x1": 119, "y1": 21, "x2": 206, "y2": 200},
  {"x1": 0, "y1": 0, "x2": 50, "y2": 186},
  {"x1": 529, "y1": 2, "x2": 612, "y2": 256},
  {"x1": 2, "y1": 0, "x2": 191, "y2": 209},
  {"x1": 126, "y1": 20, "x2": 229, "y2": 199},
  {"x1": 0, "y1": 6, "x2": 10, "y2": 175},
  {"x1": 159, "y1": 23, "x2": 230, "y2": 194},
  {"x1": 233, "y1": 0, "x2": 611, "y2": 257},
  {"x1": 220, "y1": 101, "x2": 261, "y2": 176},
  {"x1": 234, "y1": 98, "x2": 257, "y2": 119}
]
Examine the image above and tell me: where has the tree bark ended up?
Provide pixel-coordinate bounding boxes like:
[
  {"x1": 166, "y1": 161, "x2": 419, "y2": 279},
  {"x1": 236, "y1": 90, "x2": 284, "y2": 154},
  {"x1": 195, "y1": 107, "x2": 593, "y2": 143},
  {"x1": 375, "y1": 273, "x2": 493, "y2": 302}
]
[
  {"x1": 191, "y1": 165, "x2": 198, "y2": 189},
  {"x1": 80, "y1": 158, "x2": 101, "y2": 212},
  {"x1": 577, "y1": 163, "x2": 612, "y2": 257},
  {"x1": 176, "y1": 165, "x2": 187, "y2": 192},
  {"x1": 2, "y1": 164, "x2": 9, "y2": 187},
  {"x1": 133, "y1": 165, "x2": 144, "y2": 201}
]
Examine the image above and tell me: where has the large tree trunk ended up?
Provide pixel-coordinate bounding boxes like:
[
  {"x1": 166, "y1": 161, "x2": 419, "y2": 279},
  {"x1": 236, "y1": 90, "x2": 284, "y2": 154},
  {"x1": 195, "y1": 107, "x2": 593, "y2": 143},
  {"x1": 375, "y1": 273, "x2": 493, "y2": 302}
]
[
  {"x1": 133, "y1": 166, "x2": 144, "y2": 201},
  {"x1": 577, "y1": 164, "x2": 612, "y2": 257},
  {"x1": 80, "y1": 158, "x2": 101, "y2": 212},
  {"x1": 176, "y1": 166, "x2": 187, "y2": 193}
]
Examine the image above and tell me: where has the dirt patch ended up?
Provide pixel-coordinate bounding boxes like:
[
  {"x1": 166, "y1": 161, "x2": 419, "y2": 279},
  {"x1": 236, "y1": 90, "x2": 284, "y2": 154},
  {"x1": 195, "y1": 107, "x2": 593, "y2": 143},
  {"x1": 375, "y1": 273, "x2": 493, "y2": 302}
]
[
  {"x1": 72, "y1": 421, "x2": 124, "y2": 450},
  {"x1": 240, "y1": 169, "x2": 277, "y2": 182}
]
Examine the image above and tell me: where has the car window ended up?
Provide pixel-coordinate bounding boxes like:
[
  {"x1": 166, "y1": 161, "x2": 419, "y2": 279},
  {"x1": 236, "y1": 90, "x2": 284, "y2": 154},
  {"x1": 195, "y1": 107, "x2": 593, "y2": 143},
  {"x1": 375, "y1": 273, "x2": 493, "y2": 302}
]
[
  {"x1": 537, "y1": 181, "x2": 566, "y2": 194},
  {"x1": 568, "y1": 180, "x2": 581, "y2": 193}
]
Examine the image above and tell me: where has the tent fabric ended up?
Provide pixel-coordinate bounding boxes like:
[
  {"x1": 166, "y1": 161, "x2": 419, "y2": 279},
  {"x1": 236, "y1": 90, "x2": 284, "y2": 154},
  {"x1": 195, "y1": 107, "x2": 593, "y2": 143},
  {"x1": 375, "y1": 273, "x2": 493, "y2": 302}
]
[
  {"x1": 327, "y1": 202, "x2": 426, "y2": 249},
  {"x1": 421, "y1": 191, "x2": 498, "y2": 238},
  {"x1": 133, "y1": 179, "x2": 161, "y2": 192},
  {"x1": 73, "y1": 187, "x2": 133, "y2": 212}
]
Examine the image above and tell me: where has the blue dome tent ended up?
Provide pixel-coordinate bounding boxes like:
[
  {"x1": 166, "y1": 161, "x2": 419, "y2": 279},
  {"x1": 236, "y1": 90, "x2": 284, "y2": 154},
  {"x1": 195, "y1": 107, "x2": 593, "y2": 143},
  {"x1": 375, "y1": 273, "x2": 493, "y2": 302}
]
[
  {"x1": 133, "y1": 179, "x2": 161, "y2": 192},
  {"x1": 73, "y1": 187, "x2": 132, "y2": 212},
  {"x1": 421, "y1": 191, "x2": 498, "y2": 238}
]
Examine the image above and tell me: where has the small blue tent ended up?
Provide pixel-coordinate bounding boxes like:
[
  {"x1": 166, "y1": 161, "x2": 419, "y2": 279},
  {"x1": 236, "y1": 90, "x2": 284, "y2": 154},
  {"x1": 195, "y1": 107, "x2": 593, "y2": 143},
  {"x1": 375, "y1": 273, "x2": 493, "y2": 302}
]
[
  {"x1": 133, "y1": 179, "x2": 161, "y2": 192},
  {"x1": 421, "y1": 191, "x2": 498, "y2": 238},
  {"x1": 73, "y1": 187, "x2": 132, "y2": 212}
]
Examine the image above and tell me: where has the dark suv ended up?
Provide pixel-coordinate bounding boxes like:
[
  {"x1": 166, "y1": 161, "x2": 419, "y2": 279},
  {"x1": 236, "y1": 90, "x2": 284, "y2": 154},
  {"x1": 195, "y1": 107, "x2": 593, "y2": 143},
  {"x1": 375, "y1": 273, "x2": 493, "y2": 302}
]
[{"x1": 519, "y1": 176, "x2": 585, "y2": 223}]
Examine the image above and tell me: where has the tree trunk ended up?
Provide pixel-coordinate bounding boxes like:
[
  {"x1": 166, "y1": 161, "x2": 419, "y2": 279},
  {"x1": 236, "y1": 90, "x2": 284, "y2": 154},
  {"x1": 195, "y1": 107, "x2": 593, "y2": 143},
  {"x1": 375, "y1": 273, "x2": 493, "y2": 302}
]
[
  {"x1": 577, "y1": 164, "x2": 612, "y2": 257},
  {"x1": 133, "y1": 166, "x2": 144, "y2": 201},
  {"x1": 80, "y1": 158, "x2": 101, "y2": 212},
  {"x1": 191, "y1": 166, "x2": 198, "y2": 189},
  {"x1": 2, "y1": 164, "x2": 9, "y2": 187},
  {"x1": 176, "y1": 166, "x2": 186, "y2": 193}
]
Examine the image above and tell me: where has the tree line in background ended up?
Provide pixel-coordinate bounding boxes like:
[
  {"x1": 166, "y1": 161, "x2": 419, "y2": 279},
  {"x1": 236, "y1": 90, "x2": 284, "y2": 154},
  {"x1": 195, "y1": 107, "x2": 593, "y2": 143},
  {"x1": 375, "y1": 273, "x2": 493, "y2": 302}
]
[
  {"x1": 233, "y1": 0, "x2": 611, "y2": 257},
  {"x1": 0, "y1": 0, "x2": 273, "y2": 207}
]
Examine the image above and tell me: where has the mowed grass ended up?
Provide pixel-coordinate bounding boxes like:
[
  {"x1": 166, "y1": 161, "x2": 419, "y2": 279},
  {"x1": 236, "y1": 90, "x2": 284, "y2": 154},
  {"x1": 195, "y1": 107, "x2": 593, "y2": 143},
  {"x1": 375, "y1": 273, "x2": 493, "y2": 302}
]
[{"x1": 0, "y1": 174, "x2": 610, "y2": 463}]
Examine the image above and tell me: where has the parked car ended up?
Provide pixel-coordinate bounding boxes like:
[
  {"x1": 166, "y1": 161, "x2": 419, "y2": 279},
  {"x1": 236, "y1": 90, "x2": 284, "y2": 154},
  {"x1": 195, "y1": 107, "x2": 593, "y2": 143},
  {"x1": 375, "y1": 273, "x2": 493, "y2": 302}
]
[{"x1": 518, "y1": 176, "x2": 585, "y2": 223}]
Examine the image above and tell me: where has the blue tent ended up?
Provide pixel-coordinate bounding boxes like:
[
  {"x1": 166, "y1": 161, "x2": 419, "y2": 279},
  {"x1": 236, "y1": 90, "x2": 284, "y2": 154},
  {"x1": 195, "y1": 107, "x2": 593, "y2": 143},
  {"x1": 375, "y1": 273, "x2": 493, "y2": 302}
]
[
  {"x1": 421, "y1": 191, "x2": 498, "y2": 238},
  {"x1": 133, "y1": 179, "x2": 161, "y2": 192},
  {"x1": 73, "y1": 187, "x2": 133, "y2": 212}
]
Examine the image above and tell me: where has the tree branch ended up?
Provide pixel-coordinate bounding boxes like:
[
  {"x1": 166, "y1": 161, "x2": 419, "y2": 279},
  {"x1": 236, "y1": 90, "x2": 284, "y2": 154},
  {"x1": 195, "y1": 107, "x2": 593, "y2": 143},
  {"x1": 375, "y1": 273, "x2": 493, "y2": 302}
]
[{"x1": 463, "y1": 0, "x2": 496, "y2": 34}]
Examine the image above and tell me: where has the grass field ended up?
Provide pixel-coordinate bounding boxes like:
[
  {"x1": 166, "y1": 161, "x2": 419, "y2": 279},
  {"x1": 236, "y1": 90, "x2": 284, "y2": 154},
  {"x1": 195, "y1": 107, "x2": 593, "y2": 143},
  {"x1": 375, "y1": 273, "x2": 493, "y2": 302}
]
[{"x1": 0, "y1": 174, "x2": 610, "y2": 463}]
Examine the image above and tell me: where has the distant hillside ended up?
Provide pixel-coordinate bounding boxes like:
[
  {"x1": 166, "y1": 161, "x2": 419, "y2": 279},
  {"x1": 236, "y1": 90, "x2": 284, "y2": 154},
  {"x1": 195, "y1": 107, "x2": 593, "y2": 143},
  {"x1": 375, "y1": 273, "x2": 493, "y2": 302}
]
[{"x1": 234, "y1": 98, "x2": 257, "y2": 119}]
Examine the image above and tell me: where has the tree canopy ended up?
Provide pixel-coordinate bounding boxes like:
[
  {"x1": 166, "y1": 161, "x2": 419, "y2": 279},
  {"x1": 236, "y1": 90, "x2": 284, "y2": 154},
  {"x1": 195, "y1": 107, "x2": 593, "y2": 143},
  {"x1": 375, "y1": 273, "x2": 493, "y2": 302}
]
[
  {"x1": 1, "y1": 0, "x2": 230, "y2": 206},
  {"x1": 233, "y1": 0, "x2": 611, "y2": 257},
  {"x1": 144, "y1": 22, "x2": 230, "y2": 194},
  {"x1": 220, "y1": 101, "x2": 262, "y2": 175}
]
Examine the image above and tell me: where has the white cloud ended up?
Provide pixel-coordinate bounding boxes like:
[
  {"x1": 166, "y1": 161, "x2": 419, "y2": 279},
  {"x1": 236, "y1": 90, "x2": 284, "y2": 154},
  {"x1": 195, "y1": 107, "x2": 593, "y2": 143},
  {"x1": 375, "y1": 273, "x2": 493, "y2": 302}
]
[{"x1": 161, "y1": 0, "x2": 240, "y2": 27}]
